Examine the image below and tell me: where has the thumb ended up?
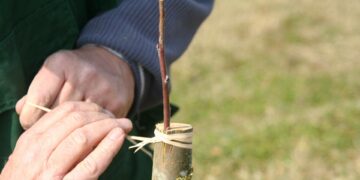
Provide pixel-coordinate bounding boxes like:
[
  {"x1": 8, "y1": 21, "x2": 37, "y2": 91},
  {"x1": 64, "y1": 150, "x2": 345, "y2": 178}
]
[{"x1": 20, "y1": 65, "x2": 64, "y2": 129}]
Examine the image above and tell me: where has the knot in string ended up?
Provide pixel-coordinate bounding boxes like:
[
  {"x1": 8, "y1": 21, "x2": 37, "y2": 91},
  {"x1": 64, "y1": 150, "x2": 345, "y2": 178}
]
[{"x1": 128, "y1": 129, "x2": 193, "y2": 153}]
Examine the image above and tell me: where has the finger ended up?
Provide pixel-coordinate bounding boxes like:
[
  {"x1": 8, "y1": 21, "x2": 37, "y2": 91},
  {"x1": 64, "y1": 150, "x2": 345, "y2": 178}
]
[
  {"x1": 15, "y1": 95, "x2": 27, "y2": 114},
  {"x1": 28, "y1": 102, "x2": 113, "y2": 134},
  {"x1": 46, "y1": 118, "x2": 128, "y2": 175},
  {"x1": 51, "y1": 82, "x2": 84, "y2": 109},
  {"x1": 85, "y1": 93, "x2": 128, "y2": 118},
  {"x1": 30, "y1": 111, "x2": 111, "y2": 159},
  {"x1": 63, "y1": 128, "x2": 125, "y2": 180},
  {"x1": 20, "y1": 66, "x2": 65, "y2": 129},
  {"x1": 38, "y1": 112, "x2": 130, "y2": 153}
]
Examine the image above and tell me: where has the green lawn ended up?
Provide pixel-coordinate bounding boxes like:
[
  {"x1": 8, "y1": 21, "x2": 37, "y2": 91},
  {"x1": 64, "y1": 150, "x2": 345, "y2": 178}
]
[{"x1": 171, "y1": 0, "x2": 360, "y2": 179}]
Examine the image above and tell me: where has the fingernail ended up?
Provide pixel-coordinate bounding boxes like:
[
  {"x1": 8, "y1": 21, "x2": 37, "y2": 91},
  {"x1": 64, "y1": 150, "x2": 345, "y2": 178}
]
[
  {"x1": 109, "y1": 128, "x2": 123, "y2": 140},
  {"x1": 116, "y1": 118, "x2": 133, "y2": 133}
]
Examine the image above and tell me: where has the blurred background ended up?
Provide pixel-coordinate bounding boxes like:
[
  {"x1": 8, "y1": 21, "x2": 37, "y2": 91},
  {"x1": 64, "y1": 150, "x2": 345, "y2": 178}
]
[{"x1": 171, "y1": 0, "x2": 360, "y2": 179}]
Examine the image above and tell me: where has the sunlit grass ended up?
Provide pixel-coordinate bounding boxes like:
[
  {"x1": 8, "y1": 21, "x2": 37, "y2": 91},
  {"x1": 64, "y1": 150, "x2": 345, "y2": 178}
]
[{"x1": 171, "y1": 0, "x2": 360, "y2": 179}]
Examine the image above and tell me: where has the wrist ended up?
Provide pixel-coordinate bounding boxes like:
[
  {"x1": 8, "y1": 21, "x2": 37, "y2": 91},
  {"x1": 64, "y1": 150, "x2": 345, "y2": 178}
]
[{"x1": 79, "y1": 45, "x2": 135, "y2": 116}]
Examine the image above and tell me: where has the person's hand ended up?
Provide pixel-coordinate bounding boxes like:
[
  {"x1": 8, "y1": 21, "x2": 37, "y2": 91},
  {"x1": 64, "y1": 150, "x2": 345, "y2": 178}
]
[
  {"x1": 0, "y1": 102, "x2": 132, "y2": 179},
  {"x1": 16, "y1": 45, "x2": 135, "y2": 129}
]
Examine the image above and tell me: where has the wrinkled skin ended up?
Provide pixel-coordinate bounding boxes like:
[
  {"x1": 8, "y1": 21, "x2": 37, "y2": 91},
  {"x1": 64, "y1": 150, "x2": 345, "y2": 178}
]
[
  {"x1": 1, "y1": 102, "x2": 133, "y2": 179},
  {"x1": 0, "y1": 45, "x2": 136, "y2": 179},
  {"x1": 16, "y1": 45, "x2": 135, "y2": 129}
]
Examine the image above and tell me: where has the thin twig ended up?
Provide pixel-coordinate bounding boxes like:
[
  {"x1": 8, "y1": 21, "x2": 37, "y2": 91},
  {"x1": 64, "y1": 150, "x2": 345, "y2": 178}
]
[{"x1": 157, "y1": 0, "x2": 170, "y2": 130}]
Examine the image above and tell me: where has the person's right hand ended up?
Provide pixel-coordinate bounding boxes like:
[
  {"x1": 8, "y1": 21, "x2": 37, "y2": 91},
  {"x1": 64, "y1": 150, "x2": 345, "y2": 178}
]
[{"x1": 0, "y1": 101, "x2": 132, "y2": 180}]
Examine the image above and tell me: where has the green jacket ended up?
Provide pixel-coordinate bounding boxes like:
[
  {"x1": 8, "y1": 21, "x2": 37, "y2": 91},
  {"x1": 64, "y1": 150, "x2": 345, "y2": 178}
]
[{"x1": 0, "y1": 0, "x2": 157, "y2": 179}]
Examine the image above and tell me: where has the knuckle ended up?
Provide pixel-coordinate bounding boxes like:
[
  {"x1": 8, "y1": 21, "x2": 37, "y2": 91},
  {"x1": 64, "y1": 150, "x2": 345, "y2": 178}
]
[
  {"x1": 68, "y1": 129, "x2": 88, "y2": 147},
  {"x1": 55, "y1": 111, "x2": 86, "y2": 129},
  {"x1": 39, "y1": 133, "x2": 58, "y2": 148},
  {"x1": 61, "y1": 102, "x2": 79, "y2": 113},
  {"x1": 86, "y1": 102, "x2": 103, "y2": 112},
  {"x1": 97, "y1": 144, "x2": 112, "y2": 157},
  {"x1": 105, "y1": 118, "x2": 121, "y2": 128},
  {"x1": 69, "y1": 111, "x2": 86, "y2": 122},
  {"x1": 79, "y1": 66, "x2": 97, "y2": 82},
  {"x1": 31, "y1": 93, "x2": 52, "y2": 106},
  {"x1": 61, "y1": 101, "x2": 103, "y2": 113},
  {"x1": 44, "y1": 50, "x2": 71, "y2": 66},
  {"x1": 80, "y1": 156, "x2": 98, "y2": 176},
  {"x1": 82, "y1": 64, "x2": 97, "y2": 77}
]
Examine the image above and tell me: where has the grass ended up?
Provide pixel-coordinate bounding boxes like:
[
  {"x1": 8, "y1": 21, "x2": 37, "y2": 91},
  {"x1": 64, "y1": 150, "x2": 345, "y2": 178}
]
[{"x1": 170, "y1": 0, "x2": 360, "y2": 179}]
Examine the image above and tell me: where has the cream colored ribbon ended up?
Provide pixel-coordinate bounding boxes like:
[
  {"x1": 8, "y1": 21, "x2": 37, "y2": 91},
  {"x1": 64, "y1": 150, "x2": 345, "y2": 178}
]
[{"x1": 128, "y1": 129, "x2": 193, "y2": 153}]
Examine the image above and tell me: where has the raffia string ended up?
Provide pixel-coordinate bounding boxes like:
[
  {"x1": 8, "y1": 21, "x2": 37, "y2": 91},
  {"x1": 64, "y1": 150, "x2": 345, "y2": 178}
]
[
  {"x1": 27, "y1": 102, "x2": 52, "y2": 112},
  {"x1": 128, "y1": 129, "x2": 193, "y2": 153}
]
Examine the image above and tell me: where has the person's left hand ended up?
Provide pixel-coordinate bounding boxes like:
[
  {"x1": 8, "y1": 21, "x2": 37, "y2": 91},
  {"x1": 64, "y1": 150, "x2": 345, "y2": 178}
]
[
  {"x1": 1, "y1": 101, "x2": 133, "y2": 179},
  {"x1": 16, "y1": 45, "x2": 135, "y2": 129}
]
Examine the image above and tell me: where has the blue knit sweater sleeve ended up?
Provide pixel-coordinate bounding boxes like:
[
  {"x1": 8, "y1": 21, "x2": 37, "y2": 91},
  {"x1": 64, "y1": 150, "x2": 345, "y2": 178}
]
[{"x1": 77, "y1": 0, "x2": 214, "y2": 114}]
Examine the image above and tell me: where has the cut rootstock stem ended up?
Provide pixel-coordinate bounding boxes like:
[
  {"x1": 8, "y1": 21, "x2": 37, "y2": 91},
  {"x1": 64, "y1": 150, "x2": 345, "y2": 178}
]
[{"x1": 157, "y1": 0, "x2": 170, "y2": 130}]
